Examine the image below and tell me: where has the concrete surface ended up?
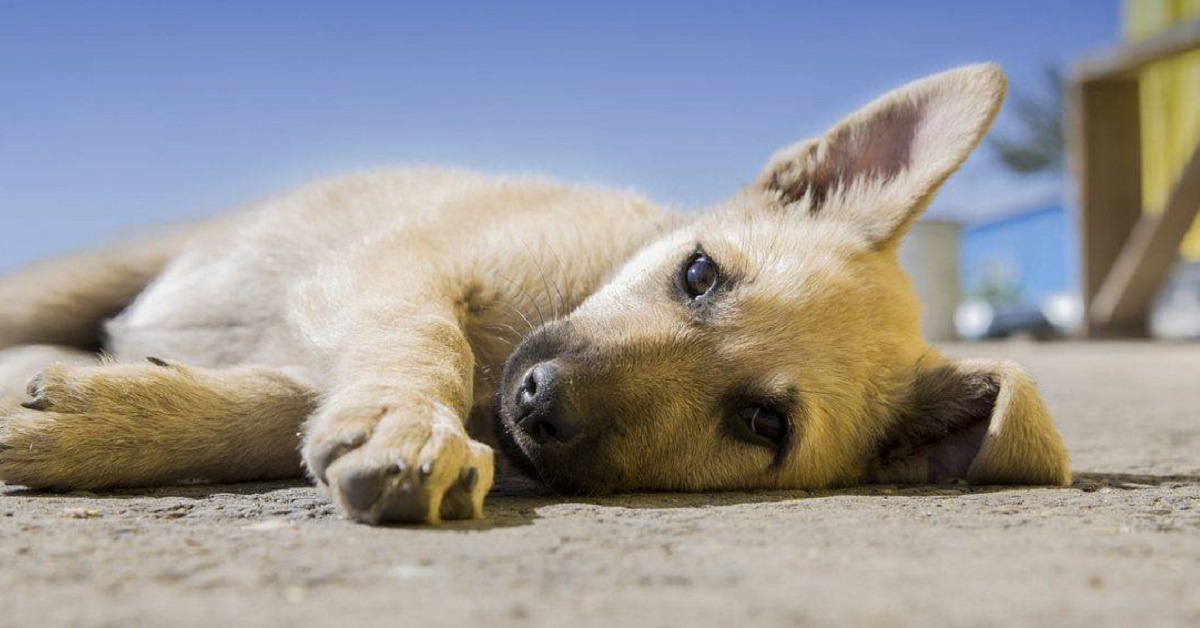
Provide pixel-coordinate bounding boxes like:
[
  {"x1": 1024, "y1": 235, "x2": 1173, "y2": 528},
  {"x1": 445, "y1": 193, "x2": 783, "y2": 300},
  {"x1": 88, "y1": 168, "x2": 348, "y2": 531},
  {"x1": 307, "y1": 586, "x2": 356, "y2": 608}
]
[{"x1": 1, "y1": 342, "x2": 1198, "y2": 627}]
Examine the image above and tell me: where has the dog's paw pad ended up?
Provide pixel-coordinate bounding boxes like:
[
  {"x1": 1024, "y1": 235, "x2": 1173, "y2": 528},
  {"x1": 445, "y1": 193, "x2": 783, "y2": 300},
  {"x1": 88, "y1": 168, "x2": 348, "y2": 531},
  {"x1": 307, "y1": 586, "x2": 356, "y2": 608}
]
[{"x1": 335, "y1": 463, "x2": 390, "y2": 515}]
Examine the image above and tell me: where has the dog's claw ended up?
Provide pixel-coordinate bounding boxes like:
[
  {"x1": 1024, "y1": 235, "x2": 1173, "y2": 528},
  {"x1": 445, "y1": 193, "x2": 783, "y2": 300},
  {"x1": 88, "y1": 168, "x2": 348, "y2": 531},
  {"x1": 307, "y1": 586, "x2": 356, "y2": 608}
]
[
  {"x1": 21, "y1": 397, "x2": 51, "y2": 412},
  {"x1": 25, "y1": 374, "x2": 43, "y2": 398},
  {"x1": 419, "y1": 462, "x2": 434, "y2": 481},
  {"x1": 387, "y1": 460, "x2": 407, "y2": 475},
  {"x1": 146, "y1": 357, "x2": 171, "y2": 368}
]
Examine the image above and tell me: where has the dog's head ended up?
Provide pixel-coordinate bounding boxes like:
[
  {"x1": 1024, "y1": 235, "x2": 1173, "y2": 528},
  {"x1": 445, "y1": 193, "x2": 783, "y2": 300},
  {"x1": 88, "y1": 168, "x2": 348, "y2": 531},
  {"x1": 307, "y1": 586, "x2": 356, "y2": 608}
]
[{"x1": 495, "y1": 64, "x2": 1070, "y2": 494}]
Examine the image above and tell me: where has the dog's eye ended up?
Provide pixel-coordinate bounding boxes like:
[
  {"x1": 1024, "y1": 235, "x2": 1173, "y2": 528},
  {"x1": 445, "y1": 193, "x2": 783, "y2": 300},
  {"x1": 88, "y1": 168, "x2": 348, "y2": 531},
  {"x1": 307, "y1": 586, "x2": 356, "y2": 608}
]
[
  {"x1": 683, "y1": 255, "x2": 718, "y2": 297},
  {"x1": 738, "y1": 406, "x2": 786, "y2": 446}
]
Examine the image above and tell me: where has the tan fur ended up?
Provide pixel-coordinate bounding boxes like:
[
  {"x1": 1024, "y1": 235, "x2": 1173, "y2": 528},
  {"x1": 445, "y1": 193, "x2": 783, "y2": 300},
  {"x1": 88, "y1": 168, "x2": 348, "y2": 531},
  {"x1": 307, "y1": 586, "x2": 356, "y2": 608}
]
[
  {"x1": 0, "y1": 64, "x2": 1070, "y2": 525},
  {"x1": 0, "y1": 359, "x2": 315, "y2": 488}
]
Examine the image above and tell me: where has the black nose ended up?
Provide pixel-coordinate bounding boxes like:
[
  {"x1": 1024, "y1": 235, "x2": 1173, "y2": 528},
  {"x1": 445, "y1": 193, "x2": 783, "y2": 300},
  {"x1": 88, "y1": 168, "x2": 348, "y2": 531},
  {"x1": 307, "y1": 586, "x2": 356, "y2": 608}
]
[{"x1": 515, "y1": 362, "x2": 578, "y2": 444}]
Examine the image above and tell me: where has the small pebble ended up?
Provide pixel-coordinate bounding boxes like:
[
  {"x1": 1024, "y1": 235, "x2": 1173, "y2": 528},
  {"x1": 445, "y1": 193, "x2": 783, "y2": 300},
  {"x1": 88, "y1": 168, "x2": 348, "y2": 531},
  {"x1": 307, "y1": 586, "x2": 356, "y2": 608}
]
[{"x1": 60, "y1": 508, "x2": 100, "y2": 519}]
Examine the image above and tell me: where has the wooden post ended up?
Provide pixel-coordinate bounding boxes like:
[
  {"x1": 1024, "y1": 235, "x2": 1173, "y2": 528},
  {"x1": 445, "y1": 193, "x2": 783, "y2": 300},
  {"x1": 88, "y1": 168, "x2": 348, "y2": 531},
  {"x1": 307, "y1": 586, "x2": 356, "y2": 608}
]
[
  {"x1": 1090, "y1": 142, "x2": 1200, "y2": 330},
  {"x1": 1070, "y1": 78, "x2": 1144, "y2": 336}
]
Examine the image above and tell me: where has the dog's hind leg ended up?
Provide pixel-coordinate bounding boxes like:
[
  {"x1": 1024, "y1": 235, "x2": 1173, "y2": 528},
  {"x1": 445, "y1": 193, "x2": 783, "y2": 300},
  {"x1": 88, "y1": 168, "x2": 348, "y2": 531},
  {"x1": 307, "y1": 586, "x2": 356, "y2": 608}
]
[
  {"x1": 0, "y1": 223, "x2": 208, "y2": 352},
  {"x1": 0, "y1": 359, "x2": 316, "y2": 490}
]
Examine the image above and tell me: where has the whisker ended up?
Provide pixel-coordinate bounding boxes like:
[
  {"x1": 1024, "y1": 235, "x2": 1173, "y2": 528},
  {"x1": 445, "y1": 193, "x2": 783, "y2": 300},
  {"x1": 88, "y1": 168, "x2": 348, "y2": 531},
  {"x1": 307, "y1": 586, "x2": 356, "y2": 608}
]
[
  {"x1": 512, "y1": 266, "x2": 547, "y2": 328},
  {"x1": 521, "y1": 239, "x2": 558, "y2": 323},
  {"x1": 541, "y1": 236, "x2": 569, "y2": 320},
  {"x1": 485, "y1": 321, "x2": 526, "y2": 343},
  {"x1": 482, "y1": 332, "x2": 518, "y2": 350},
  {"x1": 475, "y1": 363, "x2": 500, "y2": 386},
  {"x1": 476, "y1": 304, "x2": 530, "y2": 341},
  {"x1": 491, "y1": 271, "x2": 542, "y2": 333},
  {"x1": 523, "y1": 462, "x2": 567, "y2": 499}
]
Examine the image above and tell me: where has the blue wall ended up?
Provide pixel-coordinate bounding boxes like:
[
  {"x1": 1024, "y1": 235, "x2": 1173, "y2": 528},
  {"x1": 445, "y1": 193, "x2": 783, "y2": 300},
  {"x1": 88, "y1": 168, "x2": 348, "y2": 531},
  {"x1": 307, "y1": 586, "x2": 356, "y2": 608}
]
[{"x1": 959, "y1": 205, "x2": 1078, "y2": 306}]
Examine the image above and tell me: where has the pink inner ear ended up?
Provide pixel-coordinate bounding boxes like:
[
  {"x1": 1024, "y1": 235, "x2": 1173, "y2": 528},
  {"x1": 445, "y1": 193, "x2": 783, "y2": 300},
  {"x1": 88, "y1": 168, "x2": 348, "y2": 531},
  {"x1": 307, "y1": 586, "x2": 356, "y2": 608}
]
[
  {"x1": 924, "y1": 420, "x2": 989, "y2": 482},
  {"x1": 821, "y1": 83, "x2": 987, "y2": 204},
  {"x1": 797, "y1": 103, "x2": 924, "y2": 209},
  {"x1": 837, "y1": 103, "x2": 921, "y2": 183}
]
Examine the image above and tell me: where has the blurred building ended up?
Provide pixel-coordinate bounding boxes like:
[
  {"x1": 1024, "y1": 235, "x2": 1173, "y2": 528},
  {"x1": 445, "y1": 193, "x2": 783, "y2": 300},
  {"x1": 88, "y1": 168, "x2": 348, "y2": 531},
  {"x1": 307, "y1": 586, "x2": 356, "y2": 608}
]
[
  {"x1": 960, "y1": 204, "x2": 1077, "y2": 309},
  {"x1": 900, "y1": 222, "x2": 961, "y2": 342},
  {"x1": 953, "y1": 204, "x2": 1081, "y2": 340}
]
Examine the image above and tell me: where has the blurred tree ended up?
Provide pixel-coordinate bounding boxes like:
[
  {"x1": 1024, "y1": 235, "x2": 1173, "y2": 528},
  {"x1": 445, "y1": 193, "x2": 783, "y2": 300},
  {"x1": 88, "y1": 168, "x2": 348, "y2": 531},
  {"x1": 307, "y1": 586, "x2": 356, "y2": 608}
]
[
  {"x1": 988, "y1": 65, "x2": 1065, "y2": 173},
  {"x1": 973, "y1": 263, "x2": 1023, "y2": 307}
]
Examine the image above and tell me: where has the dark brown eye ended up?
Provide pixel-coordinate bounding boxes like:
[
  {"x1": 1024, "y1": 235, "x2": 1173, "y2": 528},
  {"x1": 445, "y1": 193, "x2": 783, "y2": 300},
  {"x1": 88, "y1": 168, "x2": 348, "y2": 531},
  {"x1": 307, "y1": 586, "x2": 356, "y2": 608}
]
[
  {"x1": 738, "y1": 406, "x2": 786, "y2": 446},
  {"x1": 683, "y1": 255, "x2": 718, "y2": 297}
]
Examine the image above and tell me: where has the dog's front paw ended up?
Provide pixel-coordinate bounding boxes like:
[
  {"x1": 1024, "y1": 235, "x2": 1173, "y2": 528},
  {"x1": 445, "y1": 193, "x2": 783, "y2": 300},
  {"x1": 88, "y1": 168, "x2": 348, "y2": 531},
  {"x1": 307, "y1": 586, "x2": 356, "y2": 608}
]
[{"x1": 303, "y1": 403, "x2": 494, "y2": 525}]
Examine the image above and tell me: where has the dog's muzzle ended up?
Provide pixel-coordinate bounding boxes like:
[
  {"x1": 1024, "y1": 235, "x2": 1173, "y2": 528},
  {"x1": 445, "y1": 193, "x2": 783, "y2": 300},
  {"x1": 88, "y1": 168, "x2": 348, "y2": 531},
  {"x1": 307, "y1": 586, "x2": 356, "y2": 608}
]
[{"x1": 494, "y1": 323, "x2": 615, "y2": 494}]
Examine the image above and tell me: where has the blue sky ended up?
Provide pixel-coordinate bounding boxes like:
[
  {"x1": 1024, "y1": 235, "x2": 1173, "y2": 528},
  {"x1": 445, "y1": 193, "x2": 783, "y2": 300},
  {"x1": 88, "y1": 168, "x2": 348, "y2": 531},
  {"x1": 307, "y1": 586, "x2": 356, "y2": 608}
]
[{"x1": 0, "y1": 1, "x2": 1118, "y2": 272}]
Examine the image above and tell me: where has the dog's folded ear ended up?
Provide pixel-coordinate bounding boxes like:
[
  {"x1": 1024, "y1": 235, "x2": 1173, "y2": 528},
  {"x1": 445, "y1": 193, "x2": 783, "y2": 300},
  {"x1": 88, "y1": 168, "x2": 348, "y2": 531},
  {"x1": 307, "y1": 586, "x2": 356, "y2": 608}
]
[
  {"x1": 754, "y1": 64, "x2": 1007, "y2": 248},
  {"x1": 871, "y1": 358, "x2": 1071, "y2": 486}
]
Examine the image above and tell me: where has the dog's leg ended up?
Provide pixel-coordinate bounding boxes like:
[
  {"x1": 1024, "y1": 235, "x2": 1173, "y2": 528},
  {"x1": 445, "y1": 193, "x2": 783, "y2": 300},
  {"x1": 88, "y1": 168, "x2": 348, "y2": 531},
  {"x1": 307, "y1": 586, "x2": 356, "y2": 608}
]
[
  {"x1": 299, "y1": 286, "x2": 496, "y2": 525},
  {"x1": 0, "y1": 360, "x2": 316, "y2": 490}
]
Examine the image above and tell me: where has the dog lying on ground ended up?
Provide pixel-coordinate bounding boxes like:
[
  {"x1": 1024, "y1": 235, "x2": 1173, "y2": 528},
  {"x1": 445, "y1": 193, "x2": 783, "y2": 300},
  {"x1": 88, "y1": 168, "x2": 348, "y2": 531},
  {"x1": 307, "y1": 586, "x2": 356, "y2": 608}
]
[{"x1": 0, "y1": 64, "x2": 1070, "y2": 525}]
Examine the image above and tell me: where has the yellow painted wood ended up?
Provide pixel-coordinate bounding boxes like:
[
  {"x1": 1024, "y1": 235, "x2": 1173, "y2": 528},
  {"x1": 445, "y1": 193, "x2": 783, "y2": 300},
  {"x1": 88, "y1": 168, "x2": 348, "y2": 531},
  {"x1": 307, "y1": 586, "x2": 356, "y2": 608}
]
[{"x1": 1126, "y1": 0, "x2": 1200, "y2": 259}]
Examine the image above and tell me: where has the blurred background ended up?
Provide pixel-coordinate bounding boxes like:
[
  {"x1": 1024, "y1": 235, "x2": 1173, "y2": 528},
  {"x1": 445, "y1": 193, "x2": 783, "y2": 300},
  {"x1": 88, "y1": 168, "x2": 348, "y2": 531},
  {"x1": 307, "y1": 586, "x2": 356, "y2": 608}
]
[{"x1": 0, "y1": 1, "x2": 1196, "y2": 341}]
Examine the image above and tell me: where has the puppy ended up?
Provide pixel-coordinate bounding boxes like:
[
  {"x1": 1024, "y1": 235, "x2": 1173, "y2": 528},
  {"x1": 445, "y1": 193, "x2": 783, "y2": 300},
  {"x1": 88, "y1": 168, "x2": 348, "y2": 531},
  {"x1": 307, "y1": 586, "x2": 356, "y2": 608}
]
[{"x1": 0, "y1": 64, "x2": 1070, "y2": 525}]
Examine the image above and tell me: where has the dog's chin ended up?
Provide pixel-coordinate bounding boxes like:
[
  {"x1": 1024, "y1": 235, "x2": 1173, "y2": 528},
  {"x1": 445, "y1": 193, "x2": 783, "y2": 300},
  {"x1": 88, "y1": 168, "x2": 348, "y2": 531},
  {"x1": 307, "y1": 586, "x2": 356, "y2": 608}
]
[{"x1": 491, "y1": 404, "x2": 540, "y2": 478}]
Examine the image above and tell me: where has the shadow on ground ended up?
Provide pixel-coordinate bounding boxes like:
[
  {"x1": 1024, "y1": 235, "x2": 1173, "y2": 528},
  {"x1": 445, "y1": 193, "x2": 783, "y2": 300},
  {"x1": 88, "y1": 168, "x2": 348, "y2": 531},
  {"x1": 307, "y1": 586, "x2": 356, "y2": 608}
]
[{"x1": 8, "y1": 468, "x2": 1195, "y2": 532}]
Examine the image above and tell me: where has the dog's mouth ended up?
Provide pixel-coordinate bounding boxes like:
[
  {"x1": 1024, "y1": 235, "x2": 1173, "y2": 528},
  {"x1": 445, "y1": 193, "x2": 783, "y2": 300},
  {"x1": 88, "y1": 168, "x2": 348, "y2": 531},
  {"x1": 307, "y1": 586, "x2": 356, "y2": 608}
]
[
  {"x1": 492, "y1": 326, "x2": 619, "y2": 495},
  {"x1": 492, "y1": 393, "x2": 606, "y2": 495},
  {"x1": 492, "y1": 327, "x2": 559, "y2": 484},
  {"x1": 491, "y1": 397, "x2": 541, "y2": 479}
]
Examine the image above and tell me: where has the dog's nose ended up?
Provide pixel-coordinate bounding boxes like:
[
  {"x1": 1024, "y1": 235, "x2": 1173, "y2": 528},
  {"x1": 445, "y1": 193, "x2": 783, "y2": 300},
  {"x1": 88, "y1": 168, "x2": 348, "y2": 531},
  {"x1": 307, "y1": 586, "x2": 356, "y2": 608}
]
[{"x1": 516, "y1": 362, "x2": 578, "y2": 444}]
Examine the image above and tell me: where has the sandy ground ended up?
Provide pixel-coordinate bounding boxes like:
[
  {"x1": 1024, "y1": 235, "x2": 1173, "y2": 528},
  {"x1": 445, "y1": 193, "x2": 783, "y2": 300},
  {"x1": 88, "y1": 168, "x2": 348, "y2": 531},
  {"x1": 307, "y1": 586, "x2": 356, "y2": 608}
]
[{"x1": 1, "y1": 342, "x2": 1198, "y2": 627}]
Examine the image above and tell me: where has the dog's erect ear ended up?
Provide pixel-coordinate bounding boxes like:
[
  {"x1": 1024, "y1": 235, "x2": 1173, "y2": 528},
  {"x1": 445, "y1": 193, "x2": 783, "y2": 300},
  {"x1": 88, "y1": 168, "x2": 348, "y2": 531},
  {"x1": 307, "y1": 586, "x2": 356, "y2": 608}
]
[
  {"x1": 754, "y1": 64, "x2": 1006, "y2": 247},
  {"x1": 871, "y1": 358, "x2": 1071, "y2": 486}
]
